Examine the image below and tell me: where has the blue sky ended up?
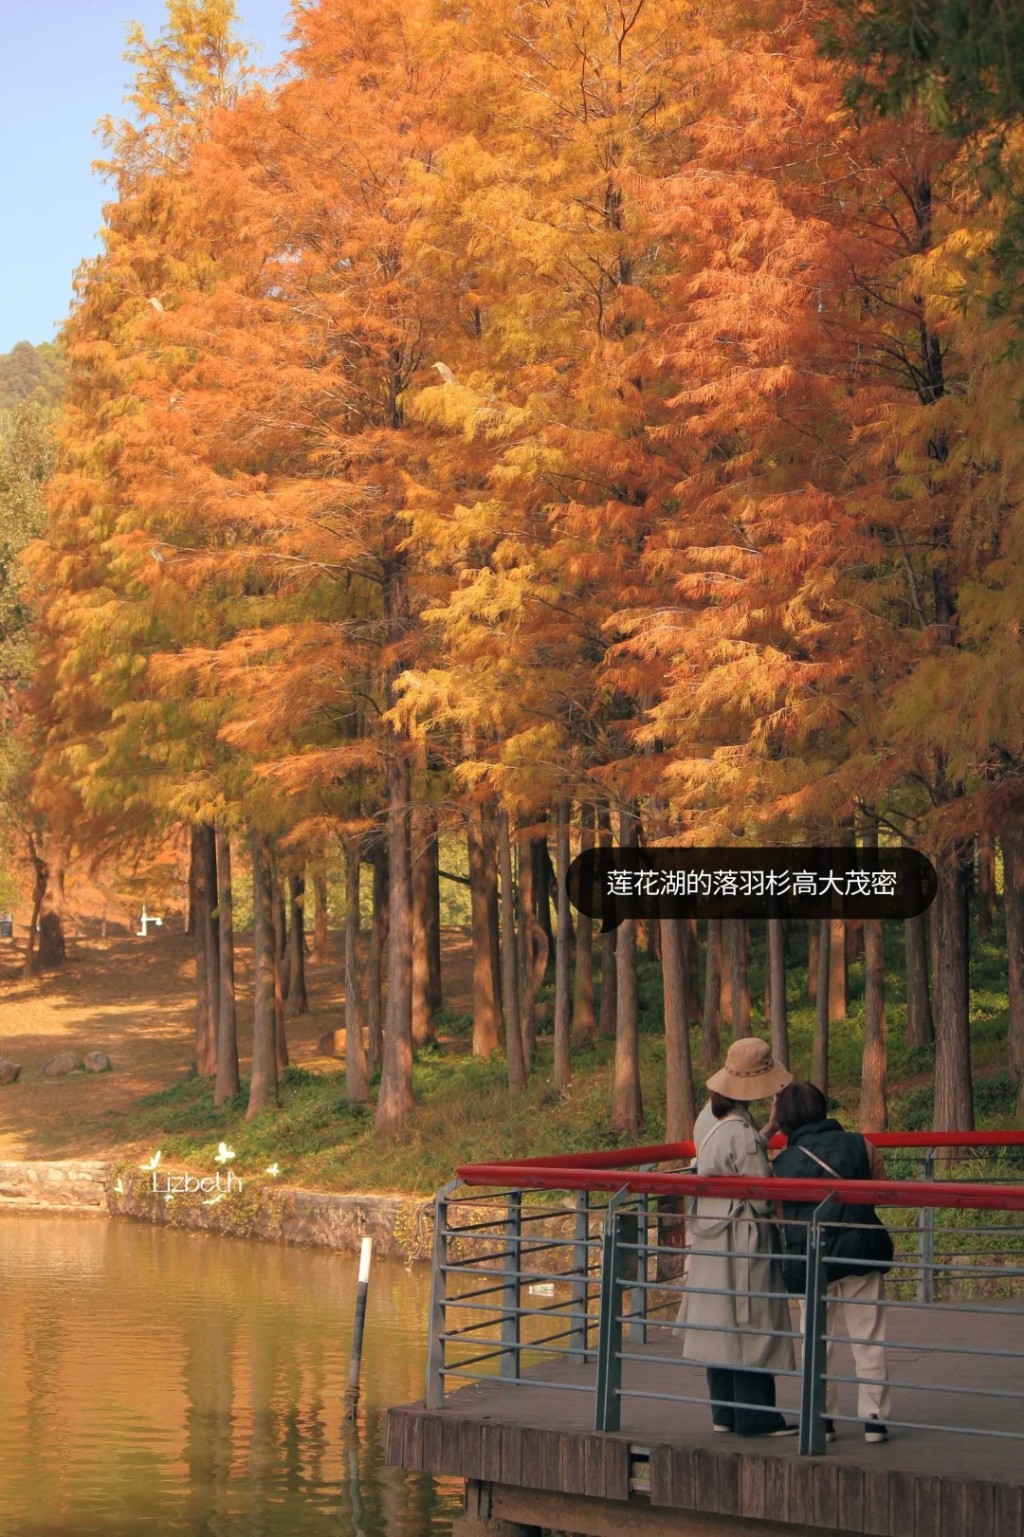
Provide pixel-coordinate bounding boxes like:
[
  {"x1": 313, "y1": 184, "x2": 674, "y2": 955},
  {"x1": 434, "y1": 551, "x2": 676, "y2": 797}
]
[{"x1": 0, "y1": 0, "x2": 291, "y2": 353}]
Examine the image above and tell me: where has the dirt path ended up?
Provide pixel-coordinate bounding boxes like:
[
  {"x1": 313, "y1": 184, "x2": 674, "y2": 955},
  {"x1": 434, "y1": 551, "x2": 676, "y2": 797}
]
[{"x1": 0, "y1": 928, "x2": 474, "y2": 1160}]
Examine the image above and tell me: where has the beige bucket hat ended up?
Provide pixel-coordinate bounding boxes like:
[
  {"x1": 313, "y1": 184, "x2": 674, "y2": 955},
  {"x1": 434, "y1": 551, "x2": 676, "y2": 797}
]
[{"x1": 706, "y1": 1037, "x2": 792, "y2": 1100}]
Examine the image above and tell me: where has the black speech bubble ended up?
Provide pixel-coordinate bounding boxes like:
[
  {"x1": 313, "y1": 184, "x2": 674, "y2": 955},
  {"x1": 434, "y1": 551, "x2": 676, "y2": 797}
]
[{"x1": 567, "y1": 846, "x2": 937, "y2": 932}]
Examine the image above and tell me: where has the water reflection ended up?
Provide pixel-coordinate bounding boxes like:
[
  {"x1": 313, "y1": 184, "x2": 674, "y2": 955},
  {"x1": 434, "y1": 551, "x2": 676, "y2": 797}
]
[{"x1": 0, "y1": 1215, "x2": 461, "y2": 1536}]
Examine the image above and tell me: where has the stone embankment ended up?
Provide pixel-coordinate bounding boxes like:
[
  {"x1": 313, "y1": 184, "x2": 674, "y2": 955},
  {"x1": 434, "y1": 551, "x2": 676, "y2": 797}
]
[
  {"x1": 0, "y1": 1159, "x2": 110, "y2": 1212},
  {"x1": 0, "y1": 1158, "x2": 437, "y2": 1262},
  {"x1": 0, "y1": 1159, "x2": 575, "y2": 1269}
]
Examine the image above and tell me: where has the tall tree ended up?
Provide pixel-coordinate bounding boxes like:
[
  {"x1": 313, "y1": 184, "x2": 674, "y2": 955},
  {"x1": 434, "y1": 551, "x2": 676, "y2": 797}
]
[
  {"x1": 344, "y1": 834, "x2": 369, "y2": 1107},
  {"x1": 247, "y1": 830, "x2": 278, "y2": 1119},
  {"x1": 552, "y1": 798, "x2": 574, "y2": 1090},
  {"x1": 213, "y1": 822, "x2": 239, "y2": 1104},
  {"x1": 612, "y1": 807, "x2": 643, "y2": 1137}
]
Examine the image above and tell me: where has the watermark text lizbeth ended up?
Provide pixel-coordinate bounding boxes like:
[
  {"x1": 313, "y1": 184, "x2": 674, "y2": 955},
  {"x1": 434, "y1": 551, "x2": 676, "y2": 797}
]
[{"x1": 151, "y1": 1170, "x2": 243, "y2": 1197}]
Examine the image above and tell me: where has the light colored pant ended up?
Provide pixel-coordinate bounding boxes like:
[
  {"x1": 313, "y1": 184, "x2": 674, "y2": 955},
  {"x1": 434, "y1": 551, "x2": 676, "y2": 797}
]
[{"x1": 799, "y1": 1269, "x2": 891, "y2": 1421}]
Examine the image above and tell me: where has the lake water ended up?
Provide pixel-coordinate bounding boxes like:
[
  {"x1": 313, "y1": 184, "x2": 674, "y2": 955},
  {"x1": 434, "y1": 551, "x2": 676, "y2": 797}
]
[{"x1": 0, "y1": 1214, "x2": 461, "y2": 1536}]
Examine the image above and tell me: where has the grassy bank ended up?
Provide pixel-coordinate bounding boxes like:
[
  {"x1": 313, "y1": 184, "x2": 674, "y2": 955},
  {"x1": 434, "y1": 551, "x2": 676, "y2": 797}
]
[{"x1": 118, "y1": 916, "x2": 1020, "y2": 1196}]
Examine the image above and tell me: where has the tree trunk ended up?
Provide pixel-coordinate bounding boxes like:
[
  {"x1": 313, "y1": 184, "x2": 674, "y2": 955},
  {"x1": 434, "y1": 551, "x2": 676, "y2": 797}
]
[
  {"x1": 808, "y1": 920, "x2": 819, "y2": 1003},
  {"x1": 517, "y1": 827, "x2": 537, "y2": 1066},
  {"x1": 904, "y1": 824, "x2": 934, "y2": 1047},
  {"x1": 859, "y1": 825, "x2": 887, "y2": 1131},
  {"x1": 366, "y1": 837, "x2": 388, "y2": 1080},
  {"x1": 185, "y1": 829, "x2": 195, "y2": 938},
  {"x1": 553, "y1": 798, "x2": 573, "y2": 1090},
  {"x1": 22, "y1": 837, "x2": 47, "y2": 979},
  {"x1": 597, "y1": 803, "x2": 617, "y2": 1040},
  {"x1": 662, "y1": 918, "x2": 696, "y2": 1142},
  {"x1": 36, "y1": 835, "x2": 69, "y2": 970},
  {"x1": 411, "y1": 801, "x2": 434, "y2": 1047},
  {"x1": 932, "y1": 844, "x2": 974, "y2": 1131},
  {"x1": 270, "y1": 867, "x2": 288, "y2": 1073},
  {"x1": 978, "y1": 833, "x2": 997, "y2": 942},
  {"x1": 532, "y1": 823, "x2": 554, "y2": 962},
  {"x1": 905, "y1": 909, "x2": 934, "y2": 1049},
  {"x1": 498, "y1": 809, "x2": 526, "y2": 1095},
  {"x1": 846, "y1": 918, "x2": 864, "y2": 965},
  {"x1": 247, "y1": 830, "x2": 279, "y2": 1119},
  {"x1": 344, "y1": 835, "x2": 368, "y2": 1105},
  {"x1": 682, "y1": 916, "x2": 701, "y2": 1023},
  {"x1": 861, "y1": 917, "x2": 888, "y2": 1131},
  {"x1": 274, "y1": 875, "x2": 290, "y2": 1000},
  {"x1": 483, "y1": 809, "x2": 504, "y2": 1042},
  {"x1": 201, "y1": 825, "x2": 220, "y2": 1057},
  {"x1": 812, "y1": 916, "x2": 830, "y2": 1098},
  {"x1": 572, "y1": 803, "x2": 596, "y2": 1044},
  {"x1": 612, "y1": 807, "x2": 643, "y2": 1137},
  {"x1": 701, "y1": 919, "x2": 722, "y2": 1068},
  {"x1": 285, "y1": 873, "x2": 309, "y2": 1018},
  {"x1": 1002, "y1": 825, "x2": 1024, "y2": 1097},
  {"x1": 214, "y1": 825, "x2": 239, "y2": 1106},
  {"x1": 718, "y1": 921, "x2": 733, "y2": 1021},
  {"x1": 727, "y1": 919, "x2": 751, "y2": 1040},
  {"x1": 767, "y1": 918, "x2": 789, "y2": 1068},
  {"x1": 192, "y1": 826, "x2": 213, "y2": 1074},
  {"x1": 425, "y1": 812, "x2": 442, "y2": 1011},
  {"x1": 828, "y1": 918, "x2": 848, "y2": 1022},
  {"x1": 468, "y1": 805, "x2": 501, "y2": 1056},
  {"x1": 311, "y1": 873, "x2": 329, "y2": 961},
  {"x1": 375, "y1": 746, "x2": 415, "y2": 1136}
]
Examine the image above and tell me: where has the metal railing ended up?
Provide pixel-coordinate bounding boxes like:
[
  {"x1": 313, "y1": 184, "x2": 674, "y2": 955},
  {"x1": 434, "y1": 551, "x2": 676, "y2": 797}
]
[{"x1": 424, "y1": 1132, "x2": 1024, "y2": 1456}]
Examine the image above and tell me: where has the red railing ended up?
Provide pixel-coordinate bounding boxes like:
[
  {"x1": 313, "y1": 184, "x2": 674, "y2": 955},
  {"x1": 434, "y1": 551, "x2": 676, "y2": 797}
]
[
  {"x1": 456, "y1": 1131, "x2": 1024, "y2": 1213},
  {"x1": 464, "y1": 1129, "x2": 1024, "y2": 1172},
  {"x1": 454, "y1": 1164, "x2": 1024, "y2": 1210}
]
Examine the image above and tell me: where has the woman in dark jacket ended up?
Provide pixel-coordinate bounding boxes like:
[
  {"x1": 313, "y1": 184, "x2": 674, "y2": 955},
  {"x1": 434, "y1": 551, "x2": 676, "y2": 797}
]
[{"x1": 771, "y1": 1081, "x2": 893, "y2": 1444}]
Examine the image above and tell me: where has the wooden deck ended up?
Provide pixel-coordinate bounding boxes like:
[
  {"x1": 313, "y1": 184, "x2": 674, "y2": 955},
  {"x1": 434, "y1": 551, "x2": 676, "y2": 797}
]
[{"x1": 386, "y1": 1299, "x2": 1024, "y2": 1536}]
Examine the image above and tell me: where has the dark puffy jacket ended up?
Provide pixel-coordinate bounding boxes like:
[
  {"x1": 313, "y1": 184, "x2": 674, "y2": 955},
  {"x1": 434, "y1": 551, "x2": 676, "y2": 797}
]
[{"x1": 772, "y1": 1118, "x2": 894, "y2": 1293}]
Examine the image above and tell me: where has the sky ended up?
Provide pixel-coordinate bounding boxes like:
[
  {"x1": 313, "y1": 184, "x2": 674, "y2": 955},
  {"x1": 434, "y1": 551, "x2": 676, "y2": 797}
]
[{"x1": 0, "y1": 0, "x2": 291, "y2": 354}]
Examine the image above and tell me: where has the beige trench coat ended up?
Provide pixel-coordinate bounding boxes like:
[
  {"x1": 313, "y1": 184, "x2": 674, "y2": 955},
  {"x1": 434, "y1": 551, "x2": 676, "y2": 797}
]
[{"x1": 680, "y1": 1109, "x2": 795, "y2": 1372}]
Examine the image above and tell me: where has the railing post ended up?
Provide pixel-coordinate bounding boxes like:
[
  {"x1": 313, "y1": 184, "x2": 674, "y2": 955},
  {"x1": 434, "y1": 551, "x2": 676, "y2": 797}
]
[
  {"x1": 569, "y1": 1188, "x2": 590, "y2": 1364},
  {"x1": 799, "y1": 1194, "x2": 838, "y2": 1456},
  {"x1": 628, "y1": 1169, "x2": 655, "y2": 1345},
  {"x1": 918, "y1": 1149, "x2": 936, "y2": 1304},
  {"x1": 500, "y1": 1190, "x2": 522, "y2": 1381},
  {"x1": 425, "y1": 1179, "x2": 458, "y2": 1409},
  {"x1": 595, "y1": 1188, "x2": 631, "y2": 1432}
]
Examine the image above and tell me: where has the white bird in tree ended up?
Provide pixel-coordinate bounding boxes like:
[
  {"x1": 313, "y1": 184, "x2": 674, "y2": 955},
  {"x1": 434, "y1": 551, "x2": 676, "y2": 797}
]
[
  {"x1": 265, "y1": 1164, "x2": 280, "y2": 1177},
  {"x1": 113, "y1": 1176, "x2": 125, "y2": 1195},
  {"x1": 139, "y1": 1150, "x2": 162, "y2": 1172},
  {"x1": 432, "y1": 361, "x2": 456, "y2": 385},
  {"x1": 214, "y1": 1142, "x2": 236, "y2": 1165},
  {"x1": 203, "y1": 1193, "x2": 225, "y2": 1207},
  {"x1": 146, "y1": 294, "x2": 164, "y2": 312}
]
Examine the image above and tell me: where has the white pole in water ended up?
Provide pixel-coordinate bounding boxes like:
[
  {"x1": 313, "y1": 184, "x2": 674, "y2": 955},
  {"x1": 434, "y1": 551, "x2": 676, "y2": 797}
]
[{"x1": 344, "y1": 1236, "x2": 373, "y2": 1420}]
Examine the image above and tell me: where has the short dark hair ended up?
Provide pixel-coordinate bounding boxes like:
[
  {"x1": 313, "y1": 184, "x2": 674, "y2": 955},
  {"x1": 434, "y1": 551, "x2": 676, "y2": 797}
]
[
  {"x1": 775, "y1": 1081, "x2": 827, "y2": 1135},
  {"x1": 709, "y1": 1091, "x2": 744, "y2": 1120}
]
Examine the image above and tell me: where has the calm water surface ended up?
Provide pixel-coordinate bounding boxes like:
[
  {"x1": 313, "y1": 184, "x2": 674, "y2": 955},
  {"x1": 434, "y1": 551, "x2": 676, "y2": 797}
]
[{"x1": 0, "y1": 1214, "x2": 461, "y2": 1536}]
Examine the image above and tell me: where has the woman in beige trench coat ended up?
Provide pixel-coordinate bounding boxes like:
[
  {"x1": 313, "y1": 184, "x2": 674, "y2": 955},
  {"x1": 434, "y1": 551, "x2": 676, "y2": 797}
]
[{"x1": 681, "y1": 1038, "x2": 797, "y2": 1437}]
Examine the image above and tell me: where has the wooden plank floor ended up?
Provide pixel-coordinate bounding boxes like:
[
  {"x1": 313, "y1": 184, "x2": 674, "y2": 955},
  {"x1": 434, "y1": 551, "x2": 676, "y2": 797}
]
[{"x1": 386, "y1": 1298, "x2": 1024, "y2": 1536}]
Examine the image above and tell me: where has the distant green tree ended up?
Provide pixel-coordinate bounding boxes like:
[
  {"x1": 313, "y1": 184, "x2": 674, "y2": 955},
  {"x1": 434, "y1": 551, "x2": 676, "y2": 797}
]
[
  {"x1": 0, "y1": 403, "x2": 54, "y2": 701},
  {"x1": 0, "y1": 403, "x2": 59, "y2": 937},
  {"x1": 821, "y1": 1, "x2": 1024, "y2": 333},
  {"x1": 0, "y1": 342, "x2": 65, "y2": 412},
  {"x1": 820, "y1": 0, "x2": 1024, "y2": 132}
]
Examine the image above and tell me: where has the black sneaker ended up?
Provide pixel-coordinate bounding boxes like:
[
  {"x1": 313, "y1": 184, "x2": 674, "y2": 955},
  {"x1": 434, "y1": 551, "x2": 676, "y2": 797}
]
[
  {"x1": 824, "y1": 1419, "x2": 837, "y2": 1443},
  {"x1": 864, "y1": 1416, "x2": 888, "y2": 1444},
  {"x1": 712, "y1": 1423, "x2": 734, "y2": 1434},
  {"x1": 739, "y1": 1423, "x2": 798, "y2": 1438}
]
